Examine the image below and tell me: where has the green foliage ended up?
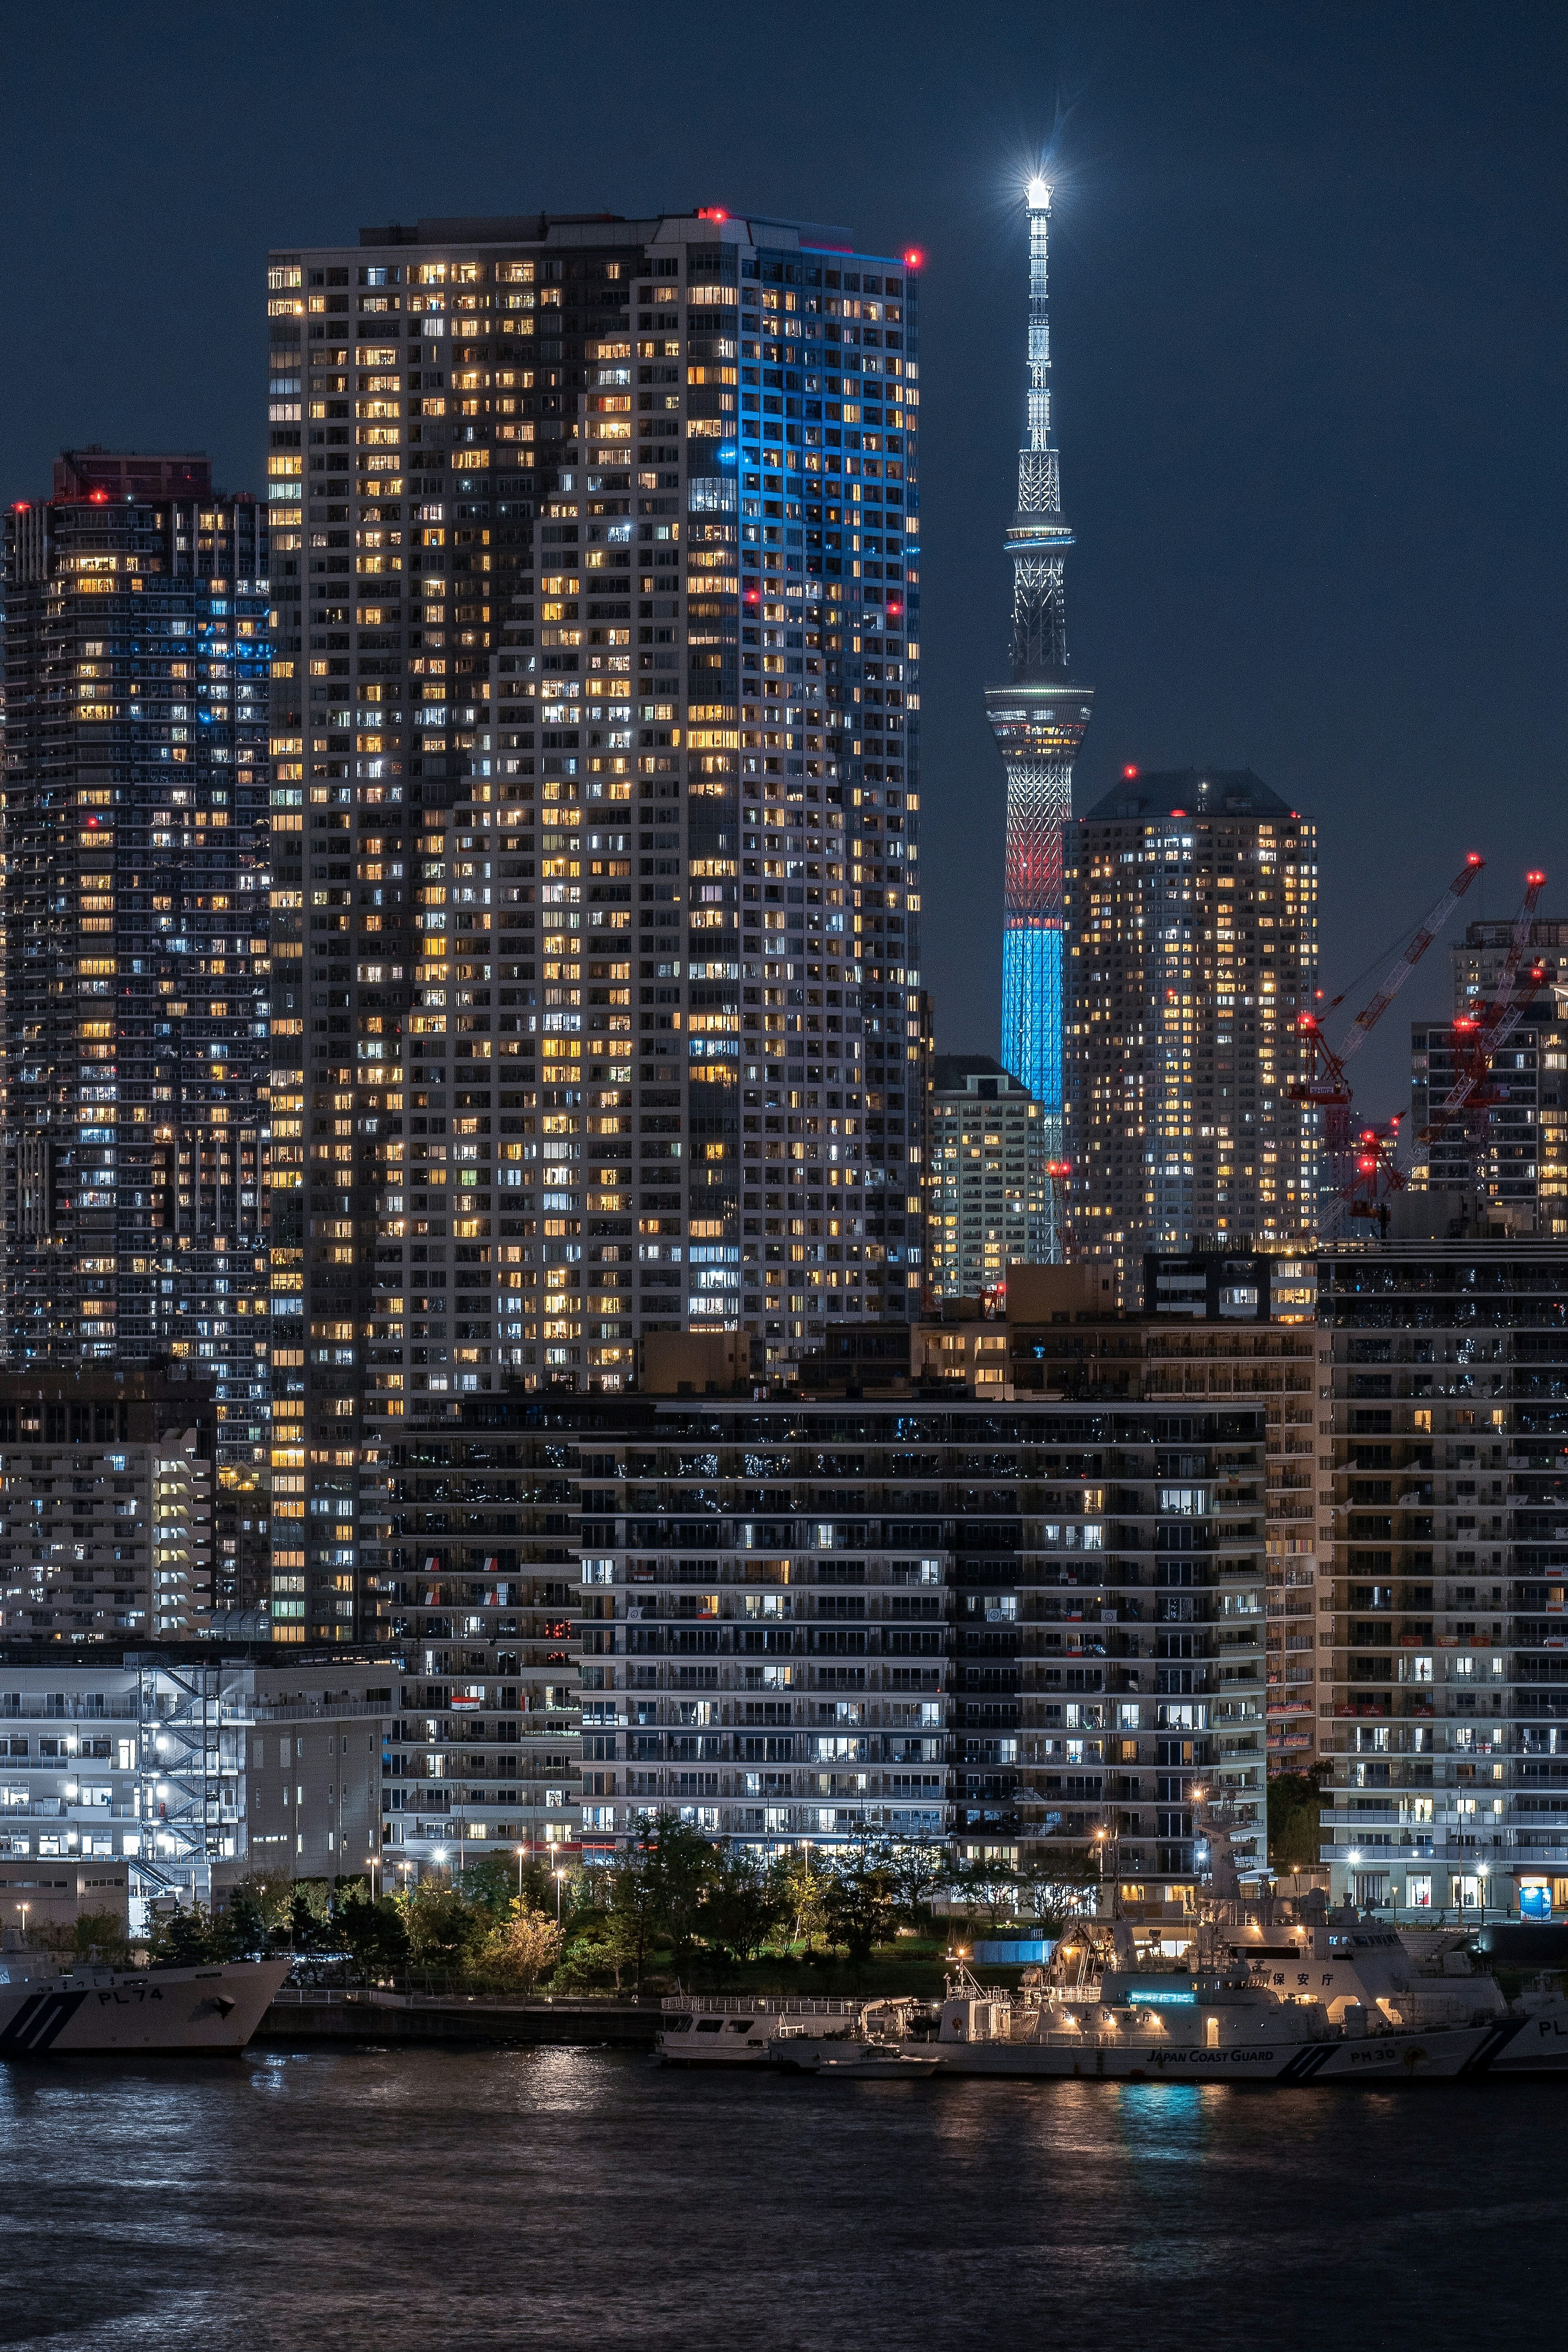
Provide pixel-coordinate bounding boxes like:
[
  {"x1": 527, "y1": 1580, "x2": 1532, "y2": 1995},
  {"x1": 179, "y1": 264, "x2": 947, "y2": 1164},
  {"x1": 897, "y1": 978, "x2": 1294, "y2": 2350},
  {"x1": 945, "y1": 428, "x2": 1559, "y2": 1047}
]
[
  {"x1": 637, "y1": 1812, "x2": 722, "y2": 1963},
  {"x1": 1268, "y1": 1767, "x2": 1328, "y2": 1872},
  {"x1": 399, "y1": 1882, "x2": 489, "y2": 1973},
  {"x1": 149, "y1": 1903, "x2": 222, "y2": 1966},
  {"x1": 551, "y1": 1913, "x2": 642, "y2": 1993},
  {"x1": 878, "y1": 1839, "x2": 948, "y2": 1931},
  {"x1": 769, "y1": 1845, "x2": 831, "y2": 1954},
  {"x1": 822, "y1": 1846, "x2": 896, "y2": 1964},
  {"x1": 695, "y1": 1850, "x2": 780, "y2": 1969},
  {"x1": 474, "y1": 1904, "x2": 563, "y2": 1992},
  {"x1": 72, "y1": 1909, "x2": 131, "y2": 1962},
  {"x1": 333, "y1": 1886, "x2": 410, "y2": 1979}
]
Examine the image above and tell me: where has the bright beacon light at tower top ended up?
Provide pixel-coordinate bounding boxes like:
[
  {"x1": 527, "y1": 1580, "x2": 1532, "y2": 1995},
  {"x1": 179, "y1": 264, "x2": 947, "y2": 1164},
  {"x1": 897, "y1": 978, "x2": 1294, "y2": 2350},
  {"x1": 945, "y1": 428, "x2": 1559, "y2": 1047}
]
[{"x1": 1026, "y1": 176, "x2": 1051, "y2": 210}]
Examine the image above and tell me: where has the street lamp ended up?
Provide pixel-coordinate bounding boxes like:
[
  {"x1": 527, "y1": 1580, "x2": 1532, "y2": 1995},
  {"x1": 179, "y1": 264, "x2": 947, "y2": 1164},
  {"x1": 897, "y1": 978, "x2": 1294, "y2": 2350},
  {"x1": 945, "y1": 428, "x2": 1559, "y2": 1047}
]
[
  {"x1": 514, "y1": 1844, "x2": 526, "y2": 1904},
  {"x1": 17, "y1": 1902, "x2": 28, "y2": 1942},
  {"x1": 552, "y1": 1867, "x2": 566, "y2": 1924},
  {"x1": 365, "y1": 1855, "x2": 380, "y2": 1901}
]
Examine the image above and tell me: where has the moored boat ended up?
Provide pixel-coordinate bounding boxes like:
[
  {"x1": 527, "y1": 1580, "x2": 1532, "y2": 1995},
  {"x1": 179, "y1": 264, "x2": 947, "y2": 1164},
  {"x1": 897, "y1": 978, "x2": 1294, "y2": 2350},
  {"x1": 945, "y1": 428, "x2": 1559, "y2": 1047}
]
[{"x1": 0, "y1": 1950, "x2": 292, "y2": 2057}]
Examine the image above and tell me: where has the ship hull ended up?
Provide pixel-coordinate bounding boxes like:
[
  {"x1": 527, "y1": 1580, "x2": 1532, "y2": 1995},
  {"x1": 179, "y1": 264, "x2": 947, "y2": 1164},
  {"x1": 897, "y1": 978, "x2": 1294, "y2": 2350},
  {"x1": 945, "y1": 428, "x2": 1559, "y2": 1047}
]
[
  {"x1": 902, "y1": 2015, "x2": 1568, "y2": 2081},
  {"x1": 0, "y1": 1958, "x2": 292, "y2": 2057}
]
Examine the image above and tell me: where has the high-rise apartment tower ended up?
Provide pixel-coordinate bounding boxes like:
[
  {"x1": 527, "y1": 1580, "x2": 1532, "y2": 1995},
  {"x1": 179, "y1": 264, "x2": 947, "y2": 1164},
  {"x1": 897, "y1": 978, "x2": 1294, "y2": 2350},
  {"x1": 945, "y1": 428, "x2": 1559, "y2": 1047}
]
[
  {"x1": 986, "y1": 181, "x2": 1093, "y2": 1258},
  {"x1": 264, "y1": 207, "x2": 923, "y2": 1643},
  {"x1": 926, "y1": 1054, "x2": 1049, "y2": 1296},
  {"x1": 1065, "y1": 767, "x2": 1318, "y2": 1306},
  {"x1": 0, "y1": 451, "x2": 271, "y2": 1465}
]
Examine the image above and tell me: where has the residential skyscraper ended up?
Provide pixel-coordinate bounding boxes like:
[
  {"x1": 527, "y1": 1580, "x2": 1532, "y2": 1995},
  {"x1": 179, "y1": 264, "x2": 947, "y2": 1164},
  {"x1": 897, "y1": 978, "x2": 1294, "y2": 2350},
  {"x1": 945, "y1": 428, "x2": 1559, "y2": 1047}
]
[
  {"x1": 926, "y1": 1054, "x2": 1049, "y2": 1296},
  {"x1": 0, "y1": 451, "x2": 271, "y2": 1465},
  {"x1": 1064, "y1": 767, "x2": 1319, "y2": 1306},
  {"x1": 986, "y1": 180, "x2": 1093, "y2": 1257},
  {"x1": 1411, "y1": 979, "x2": 1567, "y2": 1234},
  {"x1": 1315, "y1": 1237, "x2": 1568, "y2": 1917},
  {"x1": 264, "y1": 207, "x2": 922, "y2": 1645}
]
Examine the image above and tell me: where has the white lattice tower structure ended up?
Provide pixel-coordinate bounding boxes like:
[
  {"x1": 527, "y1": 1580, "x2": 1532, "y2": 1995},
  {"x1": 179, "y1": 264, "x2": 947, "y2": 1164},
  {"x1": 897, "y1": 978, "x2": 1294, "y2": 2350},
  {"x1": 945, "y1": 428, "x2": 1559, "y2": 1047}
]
[{"x1": 985, "y1": 180, "x2": 1094, "y2": 1260}]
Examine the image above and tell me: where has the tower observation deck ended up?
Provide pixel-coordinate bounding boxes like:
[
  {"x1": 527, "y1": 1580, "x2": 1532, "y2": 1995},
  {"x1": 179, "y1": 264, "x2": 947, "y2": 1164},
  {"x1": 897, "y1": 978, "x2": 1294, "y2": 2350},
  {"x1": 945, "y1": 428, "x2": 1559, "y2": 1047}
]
[{"x1": 985, "y1": 180, "x2": 1093, "y2": 1260}]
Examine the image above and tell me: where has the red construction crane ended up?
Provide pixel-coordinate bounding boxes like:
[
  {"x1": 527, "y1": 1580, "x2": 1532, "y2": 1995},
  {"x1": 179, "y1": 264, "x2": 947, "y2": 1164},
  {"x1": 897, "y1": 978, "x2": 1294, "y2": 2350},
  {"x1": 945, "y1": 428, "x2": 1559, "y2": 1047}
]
[
  {"x1": 1346, "y1": 1116, "x2": 1408, "y2": 1224},
  {"x1": 1419, "y1": 868, "x2": 1549, "y2": 1151},
  {"x1": 1291, "y1": 852, "x2": 1485, "y2": 1111},
  {"x1": 1290, "y1": 852, "x2": 1485, "y2": 1221}
]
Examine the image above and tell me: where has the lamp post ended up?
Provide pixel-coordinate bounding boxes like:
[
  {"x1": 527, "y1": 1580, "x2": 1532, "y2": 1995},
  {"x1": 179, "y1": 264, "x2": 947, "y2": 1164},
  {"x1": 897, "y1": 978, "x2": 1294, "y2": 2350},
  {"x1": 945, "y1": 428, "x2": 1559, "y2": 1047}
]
[
  {"x1": 514, "y1": 1844, "x2": 526, "y2": 1905},
  {"x1": 552, "y1": 1867, "x2": 566, "y2": 1925}
]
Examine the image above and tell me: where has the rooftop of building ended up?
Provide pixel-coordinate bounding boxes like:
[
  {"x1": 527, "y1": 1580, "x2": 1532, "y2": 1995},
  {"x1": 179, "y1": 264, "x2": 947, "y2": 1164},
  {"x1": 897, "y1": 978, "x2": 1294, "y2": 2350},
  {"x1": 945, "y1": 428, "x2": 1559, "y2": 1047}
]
[
  {"x1": 1078, "y1": 767, "x2": 1302, "y2": 824},
  {"x1": 930, "y1": 1054, "x2": 1033, "y2": 1098},
  {"x1": 51, "y1": 448, "x2": 214, "y2": 501},
  {"x1": 346, "y1": 210, "x2": 864, "y2": 254}
]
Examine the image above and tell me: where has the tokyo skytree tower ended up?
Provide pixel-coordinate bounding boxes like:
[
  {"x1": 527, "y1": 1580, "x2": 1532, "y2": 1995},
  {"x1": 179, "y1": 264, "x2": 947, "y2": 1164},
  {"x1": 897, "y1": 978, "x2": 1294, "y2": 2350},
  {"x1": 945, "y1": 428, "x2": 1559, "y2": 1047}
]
[{"x1": 986, "y1": 178, "x2": 1094, "y2": 1261}]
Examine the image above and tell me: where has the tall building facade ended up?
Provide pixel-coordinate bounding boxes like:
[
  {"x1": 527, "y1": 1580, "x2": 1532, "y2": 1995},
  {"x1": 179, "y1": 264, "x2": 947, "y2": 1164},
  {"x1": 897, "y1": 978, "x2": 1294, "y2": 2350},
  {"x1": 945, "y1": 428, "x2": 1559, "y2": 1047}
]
[
  {"x1": 986, "y1": 181, "x2": 1093, "y2": 1257},
  {"x1": 264, "y1": 208, "x2": 923, "y2": 1644},
  {"x1": 926, "y1": 1054, "x2": 1049, "y2": 1296},
  {"x1": 1412, "y1": 985, "x2": 1568, "y2": 1235},
  {"x1": 0, "y1": 452, "x2": 271, "y2": 1465},
  {"x1": 1065, "y1": 767, "x2": 1319, "y2": 1306},
  {"x1": 1410, "y1": 914, "x2": 1567, "y2": 1236},
  {"x1": 1315, "y1": 1241, "x2": 1568, "y2": 1919}
]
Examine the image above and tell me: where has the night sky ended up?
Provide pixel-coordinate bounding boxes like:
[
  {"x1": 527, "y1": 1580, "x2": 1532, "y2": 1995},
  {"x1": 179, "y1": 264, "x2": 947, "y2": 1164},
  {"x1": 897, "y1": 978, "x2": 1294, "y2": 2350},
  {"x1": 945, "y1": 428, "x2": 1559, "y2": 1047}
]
[{"x1": 4, "y1": 1, "x2": 1562, "y2": 1126}]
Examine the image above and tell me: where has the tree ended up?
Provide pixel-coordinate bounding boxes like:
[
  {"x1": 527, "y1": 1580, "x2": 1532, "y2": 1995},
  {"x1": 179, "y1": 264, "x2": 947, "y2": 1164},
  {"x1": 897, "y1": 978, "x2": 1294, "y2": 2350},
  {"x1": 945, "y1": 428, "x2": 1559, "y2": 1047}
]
[
  {"x1": 1012, "y1": 1852, "x2": 1099, "y2": 1939},
  {"x1": 950, "y1": 1853, "x2": 1020, "y2": 1930},
  {"x1": 603, "y1": 1845, "x2": 664, "y2": 1993},
  {"x1": 880, "y1": 1839, "x2": 948, "y2": 1933},
  {"x1": 476, "y1": 1904, "x2": 563, "y2": 1993},
  {"x1": 695, "y1": 1850, "x2": 780, "y2": 1971},
  {"x1": 400, "y1": 1883, "x2": 488, "y2": 1975},
  {"x1": 334, "y1": 1888, "x2": 410, "y2": 1981},
  {"x1": 551, "y1": 1911, "x2": 643, "y2": 1993},
  {"x1": 769, "y1": 1844, "x2": 831, "y2": 1956},
  {"x1": 72, "y1": 1909, "x2": 130, "y2": 1963},
  {"x1": 823, "y1": 1846, "x2": 896, "y2": 1965},
  {"x1": 457, "y1": 1853, "x2": 528, "y2": 1925},
  {"x1": 149, "y1": 1903, "x2": 220, "y2": 1966},
  {"x1": 639, "y1": 1812, "x2": 720, "y2": 1966},
  {"x1": 287, "y1": 1879, "x2": 333, "y2": 1953},
  {"x1": 1268, "y1": 1767, "x2": 1329, "y2": 1873}
]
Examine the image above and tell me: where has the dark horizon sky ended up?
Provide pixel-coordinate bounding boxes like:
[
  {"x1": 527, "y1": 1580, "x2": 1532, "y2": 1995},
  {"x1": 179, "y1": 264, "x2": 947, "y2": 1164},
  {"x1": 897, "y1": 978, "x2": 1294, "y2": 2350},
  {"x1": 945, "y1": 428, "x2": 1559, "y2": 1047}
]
[{"x1": 3, "y1": 0, "x2": 1562, "y2": 1126}]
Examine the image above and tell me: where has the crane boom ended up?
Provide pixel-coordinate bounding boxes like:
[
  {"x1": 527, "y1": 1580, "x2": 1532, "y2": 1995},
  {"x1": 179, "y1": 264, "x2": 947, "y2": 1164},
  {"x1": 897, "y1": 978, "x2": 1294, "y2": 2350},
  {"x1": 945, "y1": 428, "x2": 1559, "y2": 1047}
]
[
  {"x1": 1419, "y1": 869, "x2": 1548, "y2": 1144},
  {"x1": 1291, "y1": 851, "x2": 1485, "y2": 1108},
  {"x1": 1337, "y1": 852, "x2": 1486, "y2": 1065}
]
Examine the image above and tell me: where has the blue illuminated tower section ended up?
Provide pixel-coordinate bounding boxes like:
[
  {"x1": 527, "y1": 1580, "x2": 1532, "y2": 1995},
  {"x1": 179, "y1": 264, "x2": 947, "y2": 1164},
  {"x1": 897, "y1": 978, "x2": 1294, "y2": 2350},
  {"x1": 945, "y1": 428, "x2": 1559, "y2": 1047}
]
[{"x1": 986, "y1": 179, "x2": 1093, "y2": 1260}]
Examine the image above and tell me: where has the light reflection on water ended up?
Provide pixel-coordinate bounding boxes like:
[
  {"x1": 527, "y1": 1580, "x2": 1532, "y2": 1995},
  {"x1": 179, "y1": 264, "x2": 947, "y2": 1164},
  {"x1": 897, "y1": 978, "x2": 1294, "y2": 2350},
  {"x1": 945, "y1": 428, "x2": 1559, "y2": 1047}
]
[{"x1": 0, "y1": 2048, "x2": 1551, "y2": 2349}]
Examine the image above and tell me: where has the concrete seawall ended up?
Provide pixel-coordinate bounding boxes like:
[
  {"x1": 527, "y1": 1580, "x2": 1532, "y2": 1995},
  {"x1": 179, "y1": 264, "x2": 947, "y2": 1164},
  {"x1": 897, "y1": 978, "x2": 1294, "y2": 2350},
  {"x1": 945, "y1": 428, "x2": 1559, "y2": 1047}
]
[{"x1": 258, "y1": 1991, "x2": 661, "y2": 2048}]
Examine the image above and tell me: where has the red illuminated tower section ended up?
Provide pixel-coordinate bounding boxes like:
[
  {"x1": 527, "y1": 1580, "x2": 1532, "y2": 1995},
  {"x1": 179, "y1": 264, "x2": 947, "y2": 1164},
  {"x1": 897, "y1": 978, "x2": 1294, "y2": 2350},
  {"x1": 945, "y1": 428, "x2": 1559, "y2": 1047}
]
[{"x1": 985, "y1": 179, "x2": 1092, "y2": 1261}]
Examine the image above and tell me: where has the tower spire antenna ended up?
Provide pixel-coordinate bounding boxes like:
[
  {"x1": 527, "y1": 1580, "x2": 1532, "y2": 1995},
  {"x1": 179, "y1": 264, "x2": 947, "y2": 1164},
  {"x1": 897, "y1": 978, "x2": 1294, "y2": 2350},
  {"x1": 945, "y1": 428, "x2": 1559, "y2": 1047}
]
[{"x1": 986, "y1": 177, "x2": 1094, "y2": 1259}]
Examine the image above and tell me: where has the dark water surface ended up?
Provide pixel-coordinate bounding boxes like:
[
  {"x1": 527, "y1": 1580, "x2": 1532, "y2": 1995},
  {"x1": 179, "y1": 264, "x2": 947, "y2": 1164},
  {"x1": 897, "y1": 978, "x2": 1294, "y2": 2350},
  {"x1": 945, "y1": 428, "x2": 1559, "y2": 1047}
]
[{"x1": 0, "y1": 2044, "x2": 1554, "y2": 2350}]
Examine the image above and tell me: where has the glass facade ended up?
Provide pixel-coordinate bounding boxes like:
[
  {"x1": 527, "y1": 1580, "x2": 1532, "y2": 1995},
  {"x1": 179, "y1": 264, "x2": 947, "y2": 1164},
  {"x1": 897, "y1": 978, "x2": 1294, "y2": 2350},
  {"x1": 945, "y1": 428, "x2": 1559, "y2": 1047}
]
[{"x1": 1, "y1": 455, "x2": 271, "y2": 1465}]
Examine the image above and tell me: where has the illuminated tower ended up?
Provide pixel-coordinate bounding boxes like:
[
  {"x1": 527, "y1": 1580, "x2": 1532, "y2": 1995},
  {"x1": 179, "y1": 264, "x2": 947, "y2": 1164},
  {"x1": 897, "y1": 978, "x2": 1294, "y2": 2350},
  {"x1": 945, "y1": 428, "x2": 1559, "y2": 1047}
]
[{"x1": 986, "y1": 178, "x2": 1093, "y2": 1260}]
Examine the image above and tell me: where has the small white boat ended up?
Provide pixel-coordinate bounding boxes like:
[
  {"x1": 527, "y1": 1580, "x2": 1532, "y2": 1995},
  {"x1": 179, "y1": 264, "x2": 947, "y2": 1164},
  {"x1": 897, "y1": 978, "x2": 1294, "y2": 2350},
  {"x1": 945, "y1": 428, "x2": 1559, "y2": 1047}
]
[
  {"x1": 800, "y1": 2047, "x2": 943, "y2": 2080},
  {"x1": 657, "y1": 1994, "x2": 936, "y2": 2075}
]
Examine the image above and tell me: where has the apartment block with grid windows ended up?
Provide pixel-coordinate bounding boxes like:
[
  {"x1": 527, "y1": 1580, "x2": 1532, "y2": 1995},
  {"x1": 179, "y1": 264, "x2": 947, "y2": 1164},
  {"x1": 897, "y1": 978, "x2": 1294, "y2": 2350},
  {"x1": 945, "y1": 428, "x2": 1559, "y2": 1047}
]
[
  {"x1": 0, "y1": 450, "x2": 270, "y2": 1466},
  {"x1": 263, "y1": 208, "x2": 923, "y2": 1646},
  {"x1": 926, "y1": 1055, "x2": 1048, "y2": 1297},
  {"x1": 1065, "y1": 768, "x2": 1319, "y2": 1308}
]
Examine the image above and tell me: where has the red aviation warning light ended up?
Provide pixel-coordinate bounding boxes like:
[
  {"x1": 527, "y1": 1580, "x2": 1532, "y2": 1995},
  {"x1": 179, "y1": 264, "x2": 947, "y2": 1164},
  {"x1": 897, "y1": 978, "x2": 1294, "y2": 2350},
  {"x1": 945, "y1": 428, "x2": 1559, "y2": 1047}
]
[{"x1": 903, "y1": 249, "x2": 923, "y2": 270}]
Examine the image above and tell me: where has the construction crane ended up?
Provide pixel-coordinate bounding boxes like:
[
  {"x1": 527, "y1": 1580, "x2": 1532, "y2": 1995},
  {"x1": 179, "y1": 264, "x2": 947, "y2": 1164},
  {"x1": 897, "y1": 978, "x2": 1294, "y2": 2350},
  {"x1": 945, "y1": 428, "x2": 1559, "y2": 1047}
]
[
  {"x1": 1346, "y1": 1115, "x2": 1408, "y2": 1228},
  {"x1": 1418, "y1": 869, "x2": 1549, "y2": 1160},
  {"x1": 1290, "y1": 852, "x2": 1485, "y2": 1216},
  {"x1": 1292, "y1": 852, "x2": 1485, "y2": 1113}
]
